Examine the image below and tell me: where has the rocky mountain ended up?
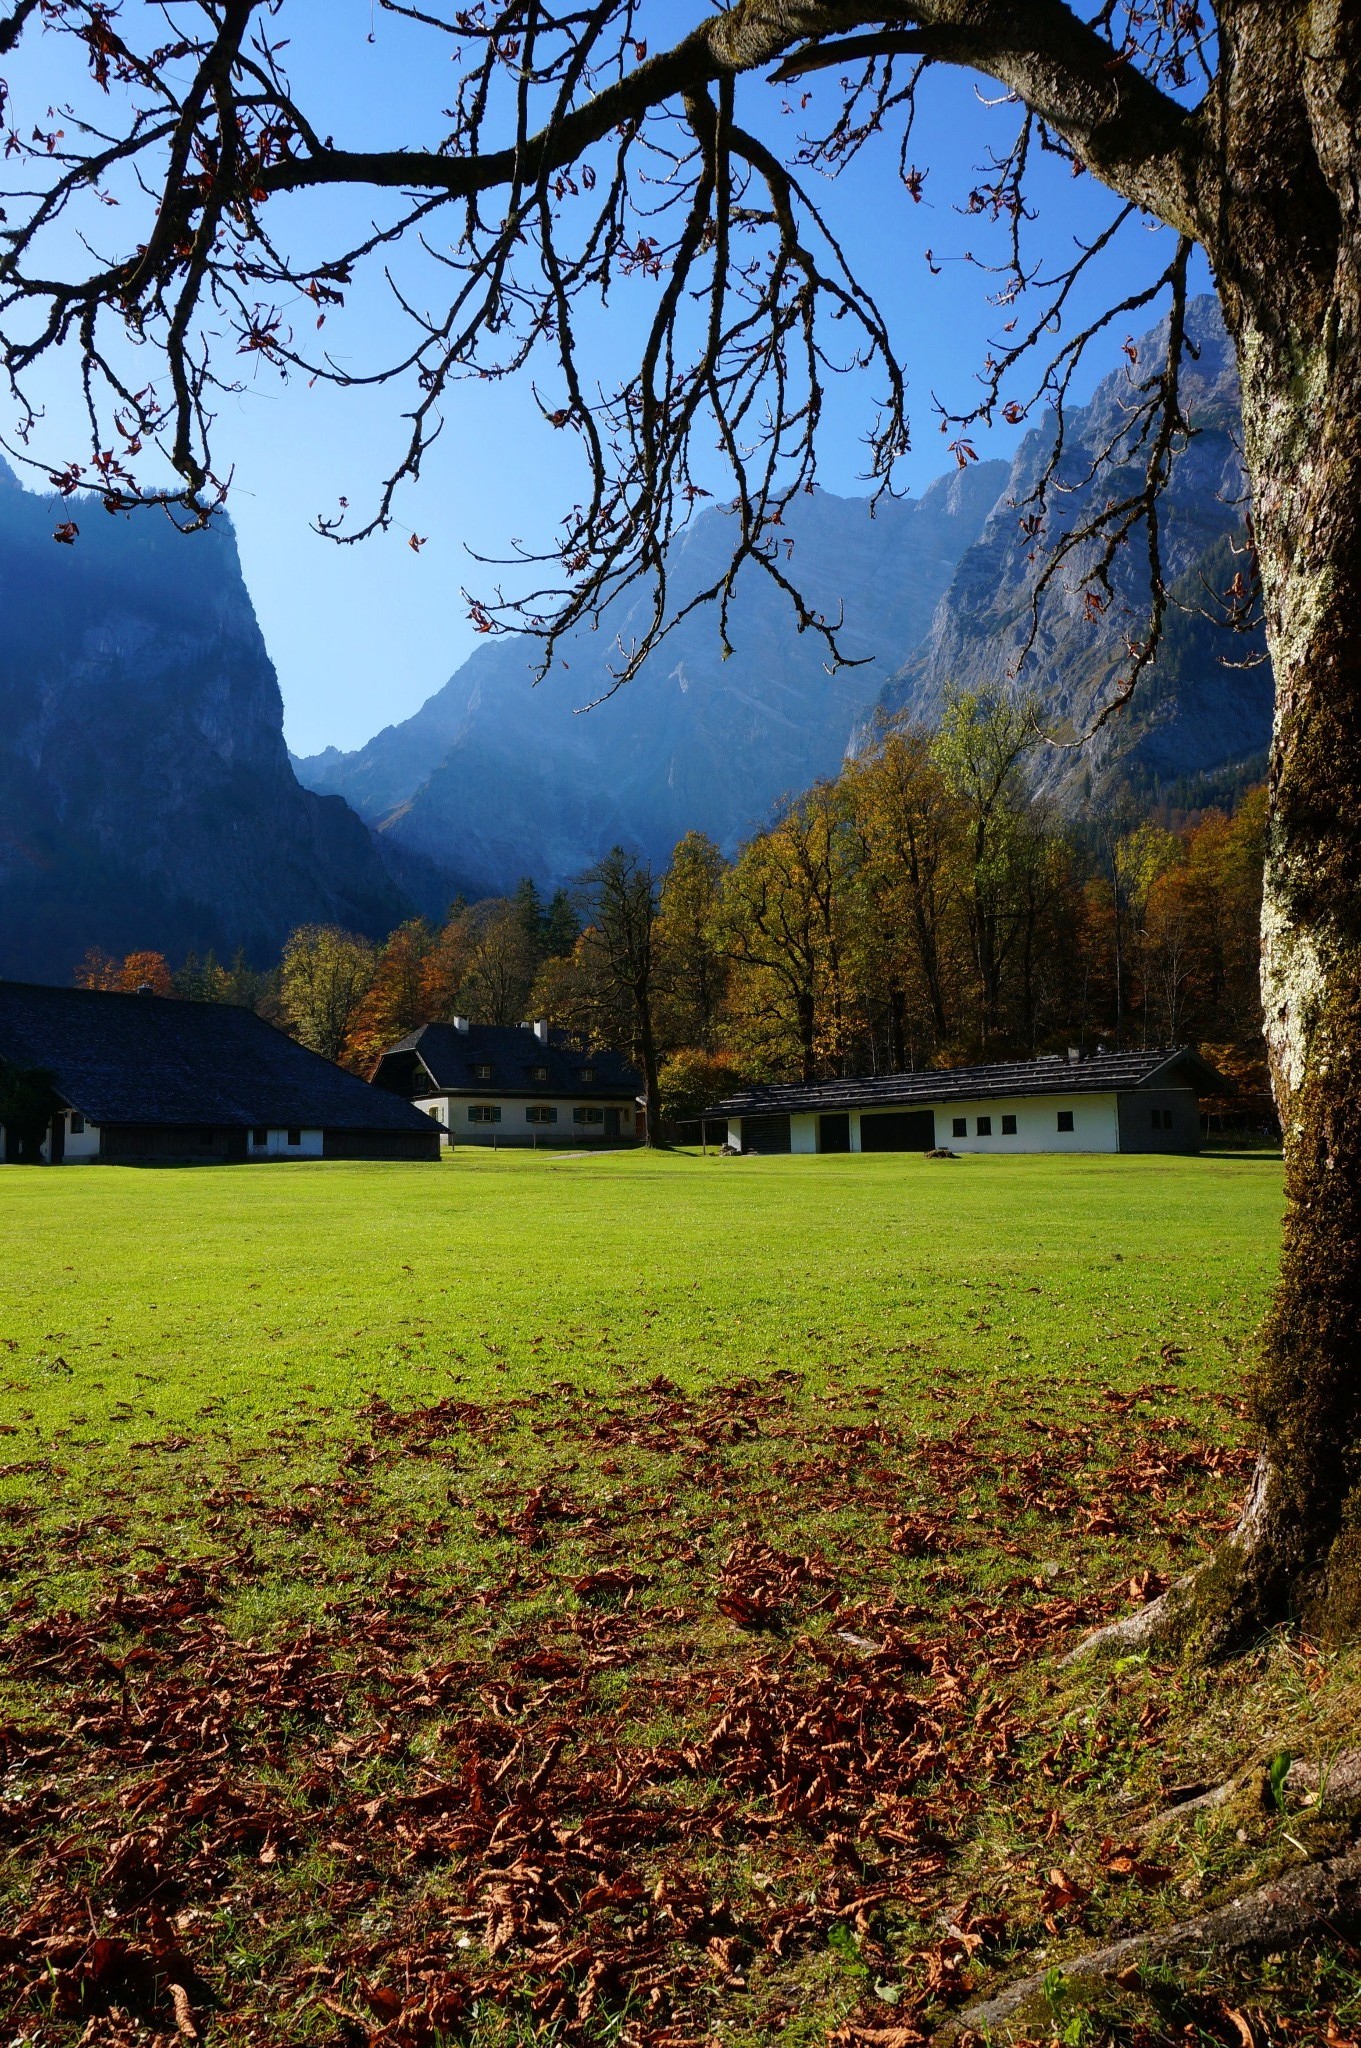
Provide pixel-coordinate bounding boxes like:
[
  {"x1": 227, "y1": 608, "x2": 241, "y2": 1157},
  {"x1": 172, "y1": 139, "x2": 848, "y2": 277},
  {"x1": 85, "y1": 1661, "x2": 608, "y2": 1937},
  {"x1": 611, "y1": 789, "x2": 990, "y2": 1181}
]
[
  {"x1": 0, "y1": 464, "x2": 410, "y2": 985},
  {"x1": 299, "y1": 299, "x2": 1274, "y2": 903},
  {"x1": 874, "y1": 295, "x2": 1273, "y2": 805},
  {"x1": 294, "y1": 463, "x2": 1008, "y2": 904}
]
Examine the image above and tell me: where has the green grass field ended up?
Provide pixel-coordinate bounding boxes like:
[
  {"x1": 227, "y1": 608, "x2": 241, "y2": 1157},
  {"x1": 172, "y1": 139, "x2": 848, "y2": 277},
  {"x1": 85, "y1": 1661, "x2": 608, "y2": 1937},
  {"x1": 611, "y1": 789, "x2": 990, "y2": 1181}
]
[
  {"x1": 8, "y1": 1148, "x2": 1359, "y2": 2048},
  {"x1": 2, "y1": 1147, "x2": 1282, "y2": 1459}
]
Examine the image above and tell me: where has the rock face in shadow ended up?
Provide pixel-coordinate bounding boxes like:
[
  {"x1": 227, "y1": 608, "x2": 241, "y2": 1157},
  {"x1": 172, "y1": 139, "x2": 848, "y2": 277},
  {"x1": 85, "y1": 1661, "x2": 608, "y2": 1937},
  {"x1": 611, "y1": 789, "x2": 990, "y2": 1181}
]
[
  {"x1": 300, "y1": 300, "x2": 1275, "y2": 904},
  {"x1": 873, "y1": 295, "x2": 1273, "y2": 807},
  {"x1": 0, "y1": 467, "x2": 410, "y2": 984},
  {"x1": 295, "y1": 466, "x2": 1009, "y2": 904}
]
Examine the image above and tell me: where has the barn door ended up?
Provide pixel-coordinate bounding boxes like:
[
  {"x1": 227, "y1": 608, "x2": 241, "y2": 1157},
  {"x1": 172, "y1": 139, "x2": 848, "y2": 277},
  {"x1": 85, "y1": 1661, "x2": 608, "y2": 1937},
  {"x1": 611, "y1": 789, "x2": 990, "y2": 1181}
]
[
  {"x1": 859, "y1": 1109, "x2": 935, "y2": 1152},
  {"x1": 742, "y1": 1113, "x2": 791, "y2": 1154}
]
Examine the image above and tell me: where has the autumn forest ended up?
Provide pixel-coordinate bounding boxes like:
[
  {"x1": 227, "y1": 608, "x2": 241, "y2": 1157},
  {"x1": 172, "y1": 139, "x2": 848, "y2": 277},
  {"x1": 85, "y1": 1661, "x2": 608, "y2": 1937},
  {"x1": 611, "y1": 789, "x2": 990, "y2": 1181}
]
[{"x1": 73, "y1": 696, "x2": 1268, "y2": 1133}]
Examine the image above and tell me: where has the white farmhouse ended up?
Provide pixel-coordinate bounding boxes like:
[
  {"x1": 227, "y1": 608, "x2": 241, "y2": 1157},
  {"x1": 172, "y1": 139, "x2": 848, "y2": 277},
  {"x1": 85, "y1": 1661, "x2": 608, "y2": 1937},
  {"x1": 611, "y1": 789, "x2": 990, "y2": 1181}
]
[
  {"x1": 711, "y1": 1048, "x2": 1230, "y2": 1156},
  {"x1": 370, "y1": 1019, "x2": 643, "y2": 1147}
]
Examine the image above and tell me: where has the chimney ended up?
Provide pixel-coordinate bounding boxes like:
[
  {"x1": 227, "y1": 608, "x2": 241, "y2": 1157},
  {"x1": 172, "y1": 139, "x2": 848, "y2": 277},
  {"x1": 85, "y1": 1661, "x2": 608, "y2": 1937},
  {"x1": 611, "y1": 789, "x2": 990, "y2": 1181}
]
[
  {"x1": 533, "y1": 1019, "x2": 549, "y2": 1044},
  {"x1": 136, "y1": 982, "x2": 155, "y2": 996},
  {"x1": 452, "y1": 1015, "x2": 470, "y2": 1033},
  {"x1": 1067, "y1": 1045, "x2": 1081, "y2": 1064}
]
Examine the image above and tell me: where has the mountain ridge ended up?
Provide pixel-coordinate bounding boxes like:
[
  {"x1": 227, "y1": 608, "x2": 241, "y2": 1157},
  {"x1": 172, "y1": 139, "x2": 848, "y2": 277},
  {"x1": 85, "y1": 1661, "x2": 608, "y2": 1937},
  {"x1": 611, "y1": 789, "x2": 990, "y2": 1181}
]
[
  {"x1": 874, "y1": 295, "x2": 1272, "y2": 804},
  {"x1": 298, "y1": 296, "x2": 1273, "y2": 900},
  {"x1": 294, "y1": 461, "x2": 1010, "y2": 904},
  {"x1": 0, "y1": 463, "x2": 412, "y2": 985}
]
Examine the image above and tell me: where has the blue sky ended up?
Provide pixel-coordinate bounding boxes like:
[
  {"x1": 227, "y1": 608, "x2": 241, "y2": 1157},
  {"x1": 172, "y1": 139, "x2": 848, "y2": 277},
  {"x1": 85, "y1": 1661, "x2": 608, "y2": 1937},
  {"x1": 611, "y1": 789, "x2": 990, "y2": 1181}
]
[{"x1": 14, "y1": 3, "x2": 1207, "y2": 754}]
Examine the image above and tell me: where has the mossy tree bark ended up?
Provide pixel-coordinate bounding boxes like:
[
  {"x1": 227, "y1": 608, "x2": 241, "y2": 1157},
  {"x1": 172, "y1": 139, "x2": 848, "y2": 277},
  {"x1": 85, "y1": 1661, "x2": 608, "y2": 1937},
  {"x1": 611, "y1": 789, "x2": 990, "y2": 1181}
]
[
  {"x1": 1096, "y1": 8, "x2": 1361, "y2": 1651},
  {"x1": 1209, "y1": 351, "x2": 1361, "y2": 1640}
]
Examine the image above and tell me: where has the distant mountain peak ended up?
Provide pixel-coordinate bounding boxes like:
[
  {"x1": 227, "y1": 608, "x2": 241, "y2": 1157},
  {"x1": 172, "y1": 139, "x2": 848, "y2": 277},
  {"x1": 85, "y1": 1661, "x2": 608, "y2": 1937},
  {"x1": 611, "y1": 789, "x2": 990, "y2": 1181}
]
[
  {"x1": 0, "y1": 470, "x2": 411, "y2": 982},
  {"x1": 294, "y1": 463, "x2": 1009, "y2": 905},
  {"x1": 873, "y1": 293, "x2": 1271, "y2": 808}
]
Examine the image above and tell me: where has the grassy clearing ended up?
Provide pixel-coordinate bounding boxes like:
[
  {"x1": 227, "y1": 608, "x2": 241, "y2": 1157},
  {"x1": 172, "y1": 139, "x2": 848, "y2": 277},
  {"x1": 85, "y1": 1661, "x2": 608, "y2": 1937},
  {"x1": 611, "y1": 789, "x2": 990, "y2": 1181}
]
[
  {"x1": 2, "y1": 1148, "x2": 1279, "y2": 1455},
  {"x1": 5, "y1": 1149, "x2": 1358, "y2": 2048}
]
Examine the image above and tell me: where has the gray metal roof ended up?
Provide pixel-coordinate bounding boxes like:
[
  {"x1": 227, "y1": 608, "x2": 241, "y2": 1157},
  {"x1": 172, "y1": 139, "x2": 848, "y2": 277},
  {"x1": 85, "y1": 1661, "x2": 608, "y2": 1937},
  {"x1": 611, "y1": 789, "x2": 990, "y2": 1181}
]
[
  {"x1": 0, "y1": 980, "x2": 440, "y2": 1133},
  {"x1": 710, "y1": 1047, "x2": 1231, "y2": 1119},
  {"x1": 373, "y1": 1022, "x2": 640, "y2": 1101}
]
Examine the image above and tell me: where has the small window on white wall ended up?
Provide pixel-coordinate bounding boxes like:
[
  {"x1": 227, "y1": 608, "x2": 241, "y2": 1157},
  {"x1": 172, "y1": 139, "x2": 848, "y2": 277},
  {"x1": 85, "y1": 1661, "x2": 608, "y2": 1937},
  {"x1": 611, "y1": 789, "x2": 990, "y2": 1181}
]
[
  {"x1": 1057, "y1": 1109, "x2": 1075, "y2": 1133},
  {"x1": 952, "y1": 1116, "x2": 967, "y2": 1138},
  {"x1": 976, "y1": 1116, "x2": 992, "y2": 1137},
  {"x1": 527, "y1": 1105, "x2": 557, "y2": 1125},
  {"x1": 69, "y1": 1113, "x2": 84, "y2": 1135},
  {"x1": 469, "y1": 1104, "x2": 501, "y2": 1124},
  {"x1": 1001, "y1": 1114, "x2": 1017, "y2": 1135}
]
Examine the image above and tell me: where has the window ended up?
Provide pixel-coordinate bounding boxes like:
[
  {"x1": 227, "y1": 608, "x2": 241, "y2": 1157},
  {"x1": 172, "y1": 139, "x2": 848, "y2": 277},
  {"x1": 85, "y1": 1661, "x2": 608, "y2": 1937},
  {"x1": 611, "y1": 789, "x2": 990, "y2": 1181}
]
[
  {"x1": 581, "y1": 1066, "x2": 596, "y2": 1084},
  {"x1": 252, "y1": 1127, "x2": 268, "y2": 1147},
  {"x1": 428, "y1": 1107, "x2": 442, "y2": 1123},
  {"x1": 286, "y1": 1128, "x2": 301, "y2": 1147},
  {"x1": 532, "y1": 1066, "x2": 549, "y2": 1083},
  {"x1": 976, "y1": 1116, "x2": 992, "y2": 1137},
  {"x1": 1152, "y1": 1106, "x2": 1173, "y2": 1131},
  {"x1": 1057, "y1": 1110, "x2": 1074, "y2": 1133},
  {"x1": 69, "y1": 1113, "x2": 84, "y2": 1135},
  {"x1": 952, "y1": 1116, "x2": 967, "y2": 1139},
  {"x1": 468, "y1": 1104, "x2": 501, "y2": 1124},
  {"x1": 474, "y1": 1063, "x2": 493, "y2": 1082},
  {"x1": 574, "y1": 1106, "x2": 605, "y2": 1126},
  {"x1": 1001, "y1": 1114, "x2": 1017, "y2": 1136},
  {"x1": 527, "y1": 1106, "x2": 558, "y2": 1125}
]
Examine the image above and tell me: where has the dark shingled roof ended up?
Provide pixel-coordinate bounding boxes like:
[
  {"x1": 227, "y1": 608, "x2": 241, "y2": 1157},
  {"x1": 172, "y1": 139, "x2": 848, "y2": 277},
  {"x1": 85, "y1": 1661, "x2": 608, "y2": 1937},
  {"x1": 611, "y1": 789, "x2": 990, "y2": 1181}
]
[
  {"x1": 710, "y1": 1047, "x2": 1231, "y2": 1118},
  {"x1": 372, "y1": 1022, "x2": 641, "y2": 1100},
  {"x1": 0, "y1": 980, "x2": 440, "y2": 1133}
]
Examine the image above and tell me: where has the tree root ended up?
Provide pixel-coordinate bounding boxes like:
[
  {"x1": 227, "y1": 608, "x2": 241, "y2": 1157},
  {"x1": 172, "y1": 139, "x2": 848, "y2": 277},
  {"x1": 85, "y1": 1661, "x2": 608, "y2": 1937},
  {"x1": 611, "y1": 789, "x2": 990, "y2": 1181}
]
[
  {"x1": 1065, "y1": 1453, "x2": 1283, "y2": 1666},
  {"x1": 937, "y1": 1841, "x2": 1361, "y2": 2042},
  {"x1": 1061, "y1": 1566, "x2": 1198, "y2": 1666},
  {"x1": 1138, "y1": 1747, "x2": 1361, "y2": 1844}
]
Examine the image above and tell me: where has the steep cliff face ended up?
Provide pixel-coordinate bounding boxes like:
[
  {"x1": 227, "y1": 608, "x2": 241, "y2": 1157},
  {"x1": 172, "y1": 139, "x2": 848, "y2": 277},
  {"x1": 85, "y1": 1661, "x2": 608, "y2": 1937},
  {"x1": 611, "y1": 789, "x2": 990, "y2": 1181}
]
[
  {"x1": 296, "y1": 464, "x2": 1009, "y2": 901},
  {"x1": 874, "y1": 296, "x2": 1274, "y2": 804},
  {"x1": 0, "y1": 466, "x2": 409, "y2": 983},
  {"x1": 300, "y1": 302, "x2": 1276, "y2": 901}
]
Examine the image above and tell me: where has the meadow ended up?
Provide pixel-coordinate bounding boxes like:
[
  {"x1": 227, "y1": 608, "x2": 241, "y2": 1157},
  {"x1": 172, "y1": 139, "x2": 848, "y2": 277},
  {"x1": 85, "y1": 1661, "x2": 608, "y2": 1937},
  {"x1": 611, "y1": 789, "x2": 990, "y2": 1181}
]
[
  {"x1": 2, "y1": 1147, "x2": 1280, "y2": 1455},
  {"x1": 5, "y1": 1148, "x2": 1357, "y2": 2048}
]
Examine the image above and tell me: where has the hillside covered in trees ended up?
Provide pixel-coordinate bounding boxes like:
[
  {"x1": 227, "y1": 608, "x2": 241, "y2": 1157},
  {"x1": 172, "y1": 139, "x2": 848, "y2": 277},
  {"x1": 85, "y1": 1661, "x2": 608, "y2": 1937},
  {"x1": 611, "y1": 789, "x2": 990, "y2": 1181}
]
[{"x1": 80, "y1": 697, "x2": 1268, "y2": 1133}]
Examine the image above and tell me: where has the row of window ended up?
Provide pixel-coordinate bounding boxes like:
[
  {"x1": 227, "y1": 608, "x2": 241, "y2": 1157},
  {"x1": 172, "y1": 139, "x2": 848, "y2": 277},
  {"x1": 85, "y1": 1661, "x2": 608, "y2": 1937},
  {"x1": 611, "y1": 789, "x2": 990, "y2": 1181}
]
[
  {"x1": 466, "y1": 1105, "x2": 609, "y2": 1126},
  {"x1": 950, "y1": 1110, "x2": 1076, "y2": 1138},
  {"x1": 252, "y1": 1128, "x2": 302, "y2": 1147},
  {"x1": 471, "y1": 1063, "x2": 596, "y2": 1084}
]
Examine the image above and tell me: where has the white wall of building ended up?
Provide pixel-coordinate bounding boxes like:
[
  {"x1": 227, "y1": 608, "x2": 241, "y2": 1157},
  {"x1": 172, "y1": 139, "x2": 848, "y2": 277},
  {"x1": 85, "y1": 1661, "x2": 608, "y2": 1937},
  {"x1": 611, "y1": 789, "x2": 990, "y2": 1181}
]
[
  {"x1": 63, "y1": 1112, "x2": 100, "y2": 1161},
  {"x1": 900, "y1": 1091, "x2": 1120, "y2": 1153},
  {"x1": 247, "y1": 1128, "x2": 324, "y2": 1160},
  {"x1": 729, "y1": 1091, "x2": 1122, "y2": 1155},
  {"x1": 415, "y1": 1094, "x2": 635, "y2": 1144}
]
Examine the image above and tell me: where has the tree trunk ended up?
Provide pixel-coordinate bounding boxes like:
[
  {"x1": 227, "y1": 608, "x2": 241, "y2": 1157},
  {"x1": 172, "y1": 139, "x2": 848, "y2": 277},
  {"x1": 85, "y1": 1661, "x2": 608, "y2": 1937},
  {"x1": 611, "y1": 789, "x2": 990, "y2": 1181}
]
[
  {"x1": 1206, "y1": 298, "x2": 1361, "y2": 1643},
  {"x1": 634, "y1": 978, "x2": 663, "y2": 1149},
  {"x1": 796, "y1": 989, "x2": 817, "y2": 1084},
  {"x1": 1138, "y1": 105, "x2": 1361, "y2": 1646}
]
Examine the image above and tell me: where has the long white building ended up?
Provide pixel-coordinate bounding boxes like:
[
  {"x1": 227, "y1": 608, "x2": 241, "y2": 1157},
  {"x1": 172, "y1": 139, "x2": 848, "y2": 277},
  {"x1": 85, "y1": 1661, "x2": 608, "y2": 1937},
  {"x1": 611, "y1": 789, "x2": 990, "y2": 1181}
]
[{"x1": 710, "y1": 1048, "x2": 1230, "y2": 1156}]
